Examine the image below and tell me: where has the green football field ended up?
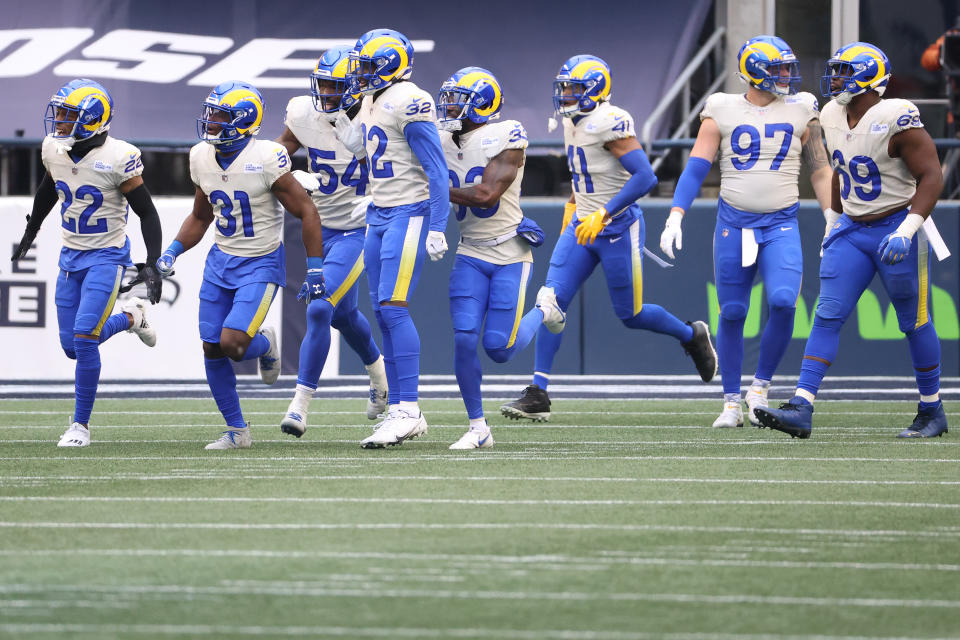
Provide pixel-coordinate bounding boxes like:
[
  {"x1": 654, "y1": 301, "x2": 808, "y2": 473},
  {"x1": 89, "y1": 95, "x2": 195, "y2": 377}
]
[{"x1": 1, "y1": 397, "x2": 958, "y2": 640}]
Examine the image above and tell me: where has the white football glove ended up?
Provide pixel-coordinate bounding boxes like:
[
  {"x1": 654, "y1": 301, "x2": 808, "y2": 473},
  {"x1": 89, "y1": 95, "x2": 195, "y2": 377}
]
[
  {"x1": 291, "y1": 170, "x2": 320, "y2": 194},
  {"x1": 821, "y1": 208, "x2": 841, "y2": 257},
  {"x1": 334, "y1": 112, "x2": 366, "y2": 157},
  {"x1": 660, "y1": 209, "x2": 684, "y2": 259},
  {"x1": 426, "y1": 230, "x2": 448, "y2": 261}
]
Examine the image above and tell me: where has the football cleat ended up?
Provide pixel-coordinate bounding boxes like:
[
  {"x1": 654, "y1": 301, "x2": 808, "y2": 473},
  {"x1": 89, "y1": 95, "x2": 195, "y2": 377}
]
[
  {"x1": 121, "y1": 297, "x2": 157, "y2": 347},
  {"x1": 682, "y1": 320, "x2": 718, "y2": 383},
  {"x1": 367, "y1": 387, "x2": 388, "y2": 420},
  {"x1": 712, "y1": 402, "x2": 744, "y2": 428},
  {"x1": 449, "y1": 428, "x2": 495, "y2": 450},
  {"x1": 360, "y1": 408, "x2": 427, "y2": 449},
  {"x1": 500, "y1": 385, "x2": 551, "y2": 422},
  {"x1": 280, "y1": 404, "x2": 307, "y2": 438},
  {"x1": 57, "y1": 422, "x2": 90, "y2": 447},
  {"x1": 536, "y1": 286, "x2": 566, "y2": 334},
  {"x1": 257, "y1": 327, "x2": 281, "y2": 385},
  {"x1": 744, "y1": 386, "x2": 769, "y2": 426},
  {"x1": 754, "y1": 398, "x2": 813, "y2": 439},
  {"x1": 205, "y1": 427, "x2": 252, "y2": 450},
  {"x1": 897, "y1": 402, "x2": 948, "y2": 438}
]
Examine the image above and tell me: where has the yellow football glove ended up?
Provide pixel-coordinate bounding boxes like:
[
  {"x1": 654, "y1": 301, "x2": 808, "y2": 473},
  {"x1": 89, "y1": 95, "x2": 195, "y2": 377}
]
[
  {"x1": 575, "y1": 207, "x2": 610, "y2": 245},
  {"x1": 562, "y1": 201, "x2": 576, "y2": 231}
]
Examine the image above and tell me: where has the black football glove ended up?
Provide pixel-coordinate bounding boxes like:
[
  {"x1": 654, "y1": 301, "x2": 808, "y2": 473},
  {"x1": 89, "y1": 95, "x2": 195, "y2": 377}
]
[
  {"x1": 11, "y1": 228, "x2": 37, "y2": 262},
  {"x1": 141, "y1": 264, "x2": 163, "y2": 304}
]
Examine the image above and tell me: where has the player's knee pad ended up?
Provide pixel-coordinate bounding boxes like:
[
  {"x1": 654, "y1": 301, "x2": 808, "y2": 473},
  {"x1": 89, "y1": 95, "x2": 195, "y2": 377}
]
[
  {"x1": 454, "y1": 329, "x2": 480, "y2": 356},
  {"x1": 811, "y1": 314, "x2": 843, "y2": 332},
  {"x1": 767, "y1": 287, "x2": 798, "y2": 312},
  {"x1": 719, "y1": 301, "x2": 748, "y2": 323},
  {"x1": 59, "y1": 330, "x2": 76, "y2": 359},
  {"x1": 482, "y1": 331, "x2": 512, "y2": 363},
  {"x1": 307, "y1": 299, "x2": 334, "y2": 328}
]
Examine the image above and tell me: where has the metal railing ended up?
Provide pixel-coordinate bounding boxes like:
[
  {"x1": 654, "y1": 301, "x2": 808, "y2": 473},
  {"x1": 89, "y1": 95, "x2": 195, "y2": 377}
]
[{"x1": 640, "y1": 26, "x2": 726, "y2": 171}]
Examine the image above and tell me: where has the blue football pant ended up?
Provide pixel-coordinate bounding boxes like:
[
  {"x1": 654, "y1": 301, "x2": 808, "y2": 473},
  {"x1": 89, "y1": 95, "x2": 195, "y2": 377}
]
[
  {"x1": 450, "y1": 255, "x2": 539, "y2": 419},
  {"x1": 798, "y1": 217, "x2": 941, "y2": 397},
  {"x1": 714, "y1": 222, "x2": 802, "y2": 395},
  {"x1": 532, "y1": 218, "x2": 691, "y2": 390},
  {"x1": 55, "y1": 263, "x2": 125, "y2": 424},
  {"x1": 364, "y1": 214, "x2": 429, "y2": 403},
  {"x1": 297, "y1": 228, "x2": 380, "y2": 389}
]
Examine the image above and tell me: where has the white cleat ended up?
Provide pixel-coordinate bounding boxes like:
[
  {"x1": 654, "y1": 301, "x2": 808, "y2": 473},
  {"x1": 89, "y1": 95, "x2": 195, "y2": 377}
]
[
  {"x1": 712, "y1": 402, "x2": 744, "y2": 428},
  {"x1": 366, "y1": 387, "x2": 388, "y2": 420},
  {"x1": 449, "y1": 428, "x2": 494, "y2": 450},
  {"x1": 122, "y1": 297, "x2": 156, "y2": 347},
  {"x1": 57, "y1": 422, "x2": 90, "y2": 447},
  {"x1": 280, "y1": 403, "x2": 307, "y2": 438},
  {"x1": 361, "y1": 408, "x2": 427, "y2": 449},
  {"x1": 257, "y1": 327, "x2": 281, "y2": 385},
  {"x1": 744, "y1": 386, "x2": 769, "y2": 426},
  {"x1": 205, "y1": 427, "x2": 252, "y2": 450},
  {"x1": 536, "y1": 286, "x2": 566, "y2": 334}
]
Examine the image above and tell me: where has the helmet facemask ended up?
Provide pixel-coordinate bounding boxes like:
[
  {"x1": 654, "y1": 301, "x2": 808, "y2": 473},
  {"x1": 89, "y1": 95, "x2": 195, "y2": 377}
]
[{"x1": 311, "y1": 74, "x2": 351, "y2": 119}]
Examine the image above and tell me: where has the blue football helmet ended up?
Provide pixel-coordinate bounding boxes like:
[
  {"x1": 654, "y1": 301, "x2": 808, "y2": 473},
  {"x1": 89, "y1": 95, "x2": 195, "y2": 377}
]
[
  {"x1": 44, "y1": 79, "x2": 114, "y2": 145},
  {"x1": 196, "y1": 81, "x2": 264, "y2": 153},
  {"x1": 437, "y1": 67, "x2": 503, "y2": 132},
  {"x1": 311, "y1": 46, "x2": 362, "y2": 114},
  {"x1": 821, "y1": 42, "x2": 890, "y2": 105},
  {"x1": 553, "y1": 55, "x2": 611, "y2": 117},
  {"x1": 737, "y1": 36, "x2": 801, "y2": 96},
  {"x1": 347, "y1": 28, "x2": 414, "y2": 96}
]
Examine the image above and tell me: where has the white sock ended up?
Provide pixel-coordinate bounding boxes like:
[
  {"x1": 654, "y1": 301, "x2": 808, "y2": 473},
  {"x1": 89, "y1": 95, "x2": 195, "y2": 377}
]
[
  {"x1": 921, "y1": 392, "x2": 940, "y2": 403},
  {"x1": 723, "y1": 393, "x2": 740, "y2": 405},
  {"x1": 398, "y1": 400, "x2": 419, "y2": 415},
  {"x1": 751, "y1": 378, "x2": 771, "y2": 391},
  {"x1": 366, "y1": 355, "x2": 388, "y2": 391},
  {"x1": 795, "y1": 388, "x2": 816, "y2": 404},
  {"x1": 469, "y1": 417, "x2": 488, "y2": 431},
  {"x1": 291, "y1": 384, "x2": 314, "y2": 413}
]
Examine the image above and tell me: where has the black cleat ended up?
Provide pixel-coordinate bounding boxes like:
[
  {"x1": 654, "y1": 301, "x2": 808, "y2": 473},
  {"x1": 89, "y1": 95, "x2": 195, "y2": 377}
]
[
  {"x1": 682, "y1": 320, "x2": 718, "y2": 382},
  {"x1": 500, "y1": 385, "x2": 551, "y2": 422}
]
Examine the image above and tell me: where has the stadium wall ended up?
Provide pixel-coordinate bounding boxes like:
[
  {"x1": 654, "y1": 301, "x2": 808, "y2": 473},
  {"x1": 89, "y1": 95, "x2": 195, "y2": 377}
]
[{"x1": 2, "y1": 197, "x2": 956, "y2": 379}]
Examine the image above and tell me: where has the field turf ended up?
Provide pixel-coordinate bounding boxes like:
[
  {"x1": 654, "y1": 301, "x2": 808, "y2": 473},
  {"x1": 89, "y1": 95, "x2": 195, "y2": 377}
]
[{"x1": 0, "y1": 397, "x2": 958, "y2": 639}]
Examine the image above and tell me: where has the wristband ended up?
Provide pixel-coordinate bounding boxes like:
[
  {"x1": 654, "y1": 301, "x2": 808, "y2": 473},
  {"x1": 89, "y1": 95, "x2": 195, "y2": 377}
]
[
  {"x1": 895, "y1": 213, "x2": 925, "y2": 239},
  {"x1": 166, "y1": 240, "x2": 185, "y2": 257},
  {"x1": 307, "y1": 256, "x2": 324, "y2": 270}
]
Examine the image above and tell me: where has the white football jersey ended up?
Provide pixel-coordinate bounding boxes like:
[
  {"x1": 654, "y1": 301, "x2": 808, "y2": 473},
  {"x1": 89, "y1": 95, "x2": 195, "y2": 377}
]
[
  {"x1": 441, "y1": 120, "x2": 530, "y2": 264},
  {"x1": 357, "y1": 81, "x2": 435, "y2": 208},
  {"x1": 190, "y1": 139, "x2": 291, "y2": 257},
  {"x1": 562, "y1": 102, "x2": 635, "y2": 218},
  {"x1": 284, "y1": 96, "x2": 367, "y2": 230},
  {"x1": 820, "y1": 98, "x2": 922, "y2": 218},
  {"x1": 41, "y1": 135, "x2": 143, "y2": 252},
  {"x1": 702, "y1": 91, "x2": 819, "y2": 213}
]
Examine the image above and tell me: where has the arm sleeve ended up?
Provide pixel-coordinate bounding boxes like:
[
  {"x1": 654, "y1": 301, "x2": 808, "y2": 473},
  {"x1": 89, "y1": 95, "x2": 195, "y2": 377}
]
[
  {"x1": 602, "y1": 148, "x2": 658, "y2": 215},
  {"x1": 670, "y1": 156, "x2": 713, "y2": 212},
  {"x1": 124, "y1": 183, "x2": 163, "y2": 264},
  {"x1": 25, "y1": 172, "x2": 58, "y2": 236},
  {"x1": 405, "y1": 120, "x2": 450, "y2": 232}
]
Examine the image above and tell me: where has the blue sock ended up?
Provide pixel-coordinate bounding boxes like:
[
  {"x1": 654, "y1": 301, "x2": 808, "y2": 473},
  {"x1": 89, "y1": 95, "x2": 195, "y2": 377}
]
[
  {"x1": 717, "y1": 314, "x2": 745, "y2": 396},
  {"x1": 240, "y1": 332, "x2": 270, "y2": 361},
  {"x1": 204, "y1": 356, "x2": 245, "y2": 428},
  {"x1": 755, "y1": 304, "x2": 795, "y2": 381},
  {"x1": 73, "y1": 337, "x2": 100, "y2": 424},
  {"x1": 379, "y1": 306, "x2": 419, "y2": 402},
  {"x1": 454, "y1": 330, "x2": 484, "y2": 419},
  {"x1": 906, "y1": 322, "x2": 941, "y2": 399},
  {"x1": 98, "y1": 313, "x2": 128, "y2": 344},
  {"x1": 296, "y1": 300, "x2": 333, "y2": 389},
  {"x1": 374, "y1": 309, "x2": 398, "y2": 404},
  {"x1": 796, "y1": 315, "x2": 842, "y2": 396},
  {"x1": 333, "y1": 306, "x2": 380, "y2": 366},
  {"x1": 623, "y1": 304, "x2": 693, "y2": 341},
  {"x1": 532, "y1": 324, "x2": 562, "y2": 390}
]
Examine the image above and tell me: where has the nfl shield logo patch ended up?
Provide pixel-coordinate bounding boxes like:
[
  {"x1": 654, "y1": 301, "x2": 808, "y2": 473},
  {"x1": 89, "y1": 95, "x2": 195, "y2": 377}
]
[
  {"x1": 71, "y1": 167, "x2": 78, "y2": 175},
  {"x1": 221, "y1": 175, "x2": 229, "y2": 182},
  {"x1": 721, "y1": 228, "x2": 729, "y2": 238}
]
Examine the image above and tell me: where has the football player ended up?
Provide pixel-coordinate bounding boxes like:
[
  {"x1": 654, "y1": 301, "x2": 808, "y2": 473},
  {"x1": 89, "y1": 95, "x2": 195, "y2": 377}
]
[
  {"x1": 155, "y1": 81, "x2": 325, "y2": 450},
  {"x1": 659, "y1": 36, "x2": 834, "y2": 428},
  {"x1": 437, "y1": 67, "x2": 554, "y2": 449},
  {"x1": 275, "y1": 46, "x2": 388, "y2": 437},
  {"x1": 11, "y1": 79, "x2": 163, "y2": 447},
  {"x1": 338, "y1": 29, "x2": 451, "y2": 449},
  {"x1": 501, "y1": 55, "x2": 717, "y2": 422},
  {"x1": 755, "y1": 43, "x2": 947, "y2": 439}
]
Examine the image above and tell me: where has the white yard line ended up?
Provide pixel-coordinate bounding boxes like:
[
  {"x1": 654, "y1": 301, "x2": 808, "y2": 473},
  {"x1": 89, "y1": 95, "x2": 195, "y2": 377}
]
[
  {"x1": 1, "y1": 455, "x2": 956, "y2": 463},
  {"x1": 2, "y1": 496, "x2": 958, "y2": 509},
  {"x1": 1, "y1": 548, "x2": 959, "y2": 573},
  {"x1": 1, "y1": 522, "x2": 958, "y2": 538},
  {"x1": 0, "y1": 583, "x2": 957, "y2": 609}
]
